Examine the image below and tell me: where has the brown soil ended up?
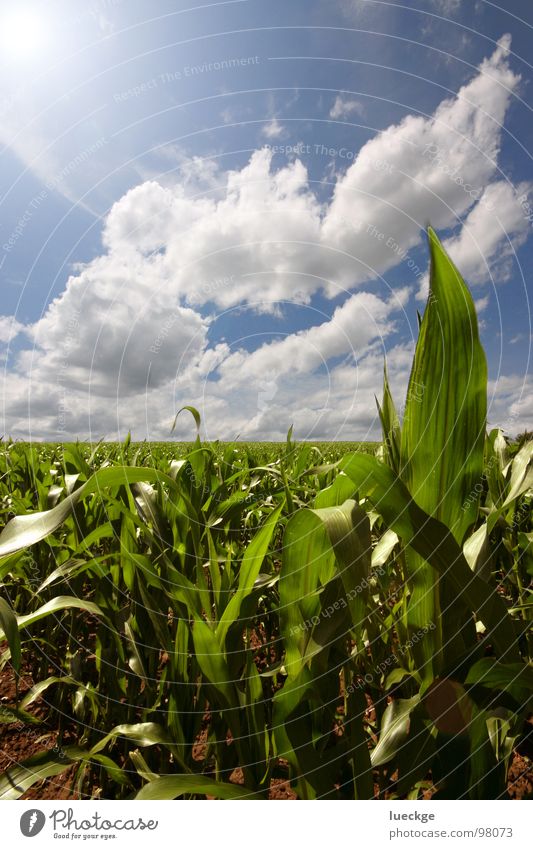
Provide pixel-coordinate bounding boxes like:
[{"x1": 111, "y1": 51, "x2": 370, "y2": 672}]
[
  {"x1": 1, "y1": 661, "x2": 531, "y2": 800},
  {"x1": 0, "y1": 665, "x2": 78, "y2": 799}
]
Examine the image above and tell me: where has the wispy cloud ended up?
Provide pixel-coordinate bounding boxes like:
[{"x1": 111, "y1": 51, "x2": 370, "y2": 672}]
[
  {"x1": 261, "y1": 118, "x2": 285, "y2": 139},
  {"x1": 329, "y1": 96, "x2": 365, "y2": 120}
]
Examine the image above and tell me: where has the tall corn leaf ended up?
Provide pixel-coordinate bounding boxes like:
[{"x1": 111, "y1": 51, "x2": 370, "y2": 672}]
[
  {"x1": 216, "y1": 501, "x2": 283, "y2": 649},
  {"x1": 376, "y1": 363, "x2": 401, "y2": 475},
  {"x1": 371, "y1": 696, "x2": 421, "y2": 767},
  {"x1": 280, "y1": 513, "x2": 335, "y2": 678},
  {"x1": 314, "y1": 500, "x2": 371, "y2": 635},
  {"x1": 280, "y1": 500, "x2": 370, "y2": 677},
  {"x1": 398, "y1": 228, "x2": 487, "y2": 678},
  {"x1": 340, "y1": 454, "x2": 519, "y2": 666},
  {"x1": 275, "y1": 499, "x2": 373, "y2": 797},
  {"x1": 192, "y1": 617, "x2": 237, "y2": 706},
  {"x1": 401, "y1": 227, "x2": 487, "y2": 542}
]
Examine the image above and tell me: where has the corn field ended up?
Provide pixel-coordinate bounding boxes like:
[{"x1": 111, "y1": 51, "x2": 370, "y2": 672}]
[{"x1": 0, "y1": 229, "x2": 531, "y2": 800}]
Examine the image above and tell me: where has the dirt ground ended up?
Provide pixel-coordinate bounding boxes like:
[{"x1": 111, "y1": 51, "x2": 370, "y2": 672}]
[{"x1": 1, "y1": 662, "x2": 531, "y2": 800}]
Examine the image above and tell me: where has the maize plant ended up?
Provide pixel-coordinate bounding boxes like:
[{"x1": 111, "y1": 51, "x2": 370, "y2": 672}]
[{"x1": 0, "y1": 228, "x2": 531, "y2": 800}]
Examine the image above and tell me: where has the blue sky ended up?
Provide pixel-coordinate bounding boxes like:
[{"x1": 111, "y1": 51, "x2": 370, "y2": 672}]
[{"x1": 0, "y1": 0, "x2": 531, "y2": 440}]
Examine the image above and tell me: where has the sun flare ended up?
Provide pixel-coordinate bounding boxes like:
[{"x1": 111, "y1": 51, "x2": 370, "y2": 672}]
[{"x1": 0, "y1": 7, "x2": 45, "y2": 61}]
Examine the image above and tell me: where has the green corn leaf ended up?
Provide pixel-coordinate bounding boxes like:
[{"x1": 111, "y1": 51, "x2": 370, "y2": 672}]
[
  {"x1": 129, "y1": 750, "x2": 159, "y2": 783},
  {"x1": 391, "y1": 702, "x2": 436, "y2": 797},
  {"x1": 312, "y1": 500, "x2": 371, "y2": 632},
  {"x1": 376, "y1": 362, "x2": 401, "y2": 475},
  {"x1": 465, "y1": 659, "x2": 533, "y2": 707},
  {"x1": 397, "y1": 227, "x2": 488, "y2": 679},
  {"x1": 36, "y1": 558, "x2": 89, "y2": 593},
  {"x1": 0, "y1": 747, "x2": 84, "y2": 800},
  {"x1": 272, "y1": 667, "x2": 318, "y2": 796},
  {"x1": 0, "y1": 704, "x2": 41, "y2": 725},
  {"x1": 90, "y1": 722, "x2": 173, "y2": 756},
  {"x1": 340, "y1": 453, "x2": 519, "y2": 665},
  {"x1": 279, "y1": 499, "x2": 371, "y2": 687},
  {"x1": 120, "y1": 497, "x2": 138, "y2": 593},
  {"x1": 135, "y1": 774, "x2": 252, "y2": 799},
  {"x1": 485, "y1": 429, "x2": 509, "y2": 507},
  {"x1": 0, "y1": 598, "x2": 21, "y2": 675},
  {"x1": 132, "y1": 481, "x2": 169, "y2": 540},
  {"x1": 467, "y1": 706, "x2": 504, "y2": 800},
  {"x1": 485, "y1": 442, "x2": 533, "y2": 535},
  {"x1": 371, "y1": 696, "x2": 420, "y2": 767},
  {"x1": 244, "y1": 653, "x2": 267, "y2": 771},
  {"x1": 206, "y1": 528, "x2": 222, "y2": 613},
  {"x1": 0, "y1": 466, "x2": 179, "y2": 557},
  {"x1": 505, "y1": 441, "x2": 533, "y2": 505},
  {"x1": 216, "y1": 501, "x2": 283, "y2": 648},
  {"x1": 192, "y1": 616, "x2": 238, "y2": 707},
  {"x1": 20, "y1": 676, "x2": 81, "y2": 710},
  {"x1": 124, "y1": 620, "x2": 149, "y2": 681},
  {"x1": 85, "y1": 752, "x2": 131, "y2": 787},
  {"x1": 0, "y1": 597, "x2": 104, "y2": 643},
  {"x1": 73, "y1": 522, "x2": 115, "y2": 554},
  {"x1": 463, "y1": 523, "x2": 492, "y2": 580},
  {"x1": 371, "y1": 528, "x2": 399, "y2": 569},
  {"x1": 313, "y1": 473, "x2": 355, "y2": 508},
  {"x1": 401, "y1": 227, "x2": 487, "y2": 544},
  {"x1": 279, "y1": 511, "x2": 337, "y2": 677},
  {"x1": 172, "y1": 405, "x2": 201, "y2": 435},
  {"x1": 343, "y1": 677, "x2": 374, "y2": 799}
]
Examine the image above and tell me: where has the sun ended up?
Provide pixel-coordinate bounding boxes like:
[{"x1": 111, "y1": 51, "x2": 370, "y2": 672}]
[{"x1": 0, "y1": 7, "x2": 46, "y2": 62}]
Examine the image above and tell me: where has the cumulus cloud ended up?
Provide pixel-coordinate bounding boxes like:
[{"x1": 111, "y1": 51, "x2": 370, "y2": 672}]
[
  {"x1": 416, "y1": 180, "x2": 532, "y2": 299},
  {"x1": 73, "y1": 35, "x2": 522, "y2": 315},
  {"x1": 0, "y1": 316, "x2": 25, "y2": 345},
  {"x1": 322, "y1": 35, "x2": 520, "y2": 284},
  {"x1": 30, "y1": 280, "x2": 207, "y2": 397},
  {"x1": 437, "y1": 181, "x2": 532, "y2": 284},
  {"x1": 214, "y1": 288, "x2": 411, "y2": 387},
  {"x1": 488, "y1": 374, "x2": 533, "y2": 436},
  {"x1": 96, "y1": 36, "x2": 523, "y2": 313},
  {"x1": 2, "y1": 36, "x2": 530, "y2": 440}
]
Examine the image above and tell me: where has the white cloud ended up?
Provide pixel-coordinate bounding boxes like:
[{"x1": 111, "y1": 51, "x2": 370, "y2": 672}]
[
  {"x1": 330, "y1": 96, "x2": 366, "y2": 120},
  {"x1": 339, "y1": 0, "x2": 377, "y2": 20},
  {"x1": 438, "y1": 181, "x2": 532, "y2": 283},
  {"x1": 187, "y1": 340, "x2": 415, "y2": 443},
  {"x1": 488, "y1": 374, "x2": 533, "y2": 436},
  {"x1": 322, "y1": 35, "x2": 520, "y2": 287},
  {"x1": 417, "y1": 180, "x2": 532, "y2": 299},
  {"x1": 261, "y1": 118, "x2": 285, "y2": 139},
  {"x1": 0, "y1": 316, "x2": 25, "y2": 344},
  {"x1": 91, "y1": 36, "x2": 522, "y2": 314},
  {"x1": 1, "y1": 36, "x2": 530, "y2": 440},
  {"x1": 215, "y1": 287, "x2": 411, "y2": 386},
  {"x1": 474, "y1": 295, "x2": 490, "y2": 314},
  {"x1": 427, "y1": 0, "x2": 462, "y2": 13}
]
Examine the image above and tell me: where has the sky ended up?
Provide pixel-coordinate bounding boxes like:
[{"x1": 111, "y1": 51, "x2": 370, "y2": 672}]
[{"x1": 0, "y1": 0, "x2": 531, "y2": 442}]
